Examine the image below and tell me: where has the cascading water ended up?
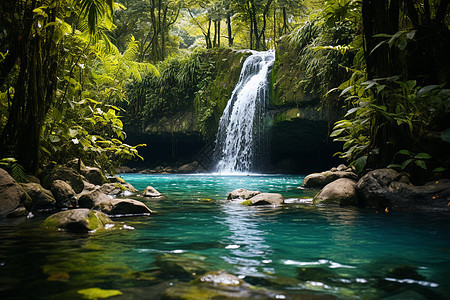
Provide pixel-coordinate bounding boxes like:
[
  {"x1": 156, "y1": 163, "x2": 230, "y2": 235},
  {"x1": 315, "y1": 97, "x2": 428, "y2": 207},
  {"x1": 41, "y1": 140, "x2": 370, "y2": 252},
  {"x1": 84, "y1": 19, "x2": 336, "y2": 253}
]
[{"x1": 214, "y1": 50, "x2": 275, "y2": 174}]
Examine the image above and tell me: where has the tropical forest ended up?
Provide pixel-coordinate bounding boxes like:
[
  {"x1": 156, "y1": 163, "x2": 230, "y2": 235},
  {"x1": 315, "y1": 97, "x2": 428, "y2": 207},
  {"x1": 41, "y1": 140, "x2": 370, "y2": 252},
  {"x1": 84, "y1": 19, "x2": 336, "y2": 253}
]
[{"x1": 0, "y1": 0, "x2": 449, "y2": 299}]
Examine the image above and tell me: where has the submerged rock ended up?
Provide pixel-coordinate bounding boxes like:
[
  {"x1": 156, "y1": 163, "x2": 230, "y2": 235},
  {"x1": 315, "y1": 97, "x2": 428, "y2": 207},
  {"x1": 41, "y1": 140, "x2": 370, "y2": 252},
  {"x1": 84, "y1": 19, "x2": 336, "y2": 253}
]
[
  {"x1": 193, "y1": 271, "x2": 243, "y2": 286},
  {"x1": 143, "y1": 186, "x2": 162, "y2": 197},
  {"x1": 0, "y1": 168, "x2": 27, "y2": 216},
  {"x1": 242, "y1": 193, "x2": 284, "y2": 206},
  {"x1": 162, "y1": 270, "x2": 288, "y2": 300},
  {"x1": 314, "y1": 178, "x2": 358, "y2": 206},
  {"x1": 228, "y1": 188, "x2": 261, "y2": 200},
  {"x1": 155, "y1": 253, "x2": 211, "y2": 279},
  {"x1": 42, "y1": 208, "x2": 113, "y2": 233}
]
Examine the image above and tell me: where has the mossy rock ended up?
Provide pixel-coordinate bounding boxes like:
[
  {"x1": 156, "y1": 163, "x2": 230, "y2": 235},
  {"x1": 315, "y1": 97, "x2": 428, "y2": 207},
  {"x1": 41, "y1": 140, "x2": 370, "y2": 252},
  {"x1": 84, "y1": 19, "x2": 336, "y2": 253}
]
[{"x1": 42, "y1": 209, "x2": 113, "y2": 233}]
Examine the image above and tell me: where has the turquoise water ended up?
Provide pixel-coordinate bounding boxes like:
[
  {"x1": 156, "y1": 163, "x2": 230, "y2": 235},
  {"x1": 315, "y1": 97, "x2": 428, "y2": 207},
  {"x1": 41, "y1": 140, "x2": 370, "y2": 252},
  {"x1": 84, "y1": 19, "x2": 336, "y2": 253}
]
[{"x1": 1, "y1": 174, "x2": 449, "y2": 299}]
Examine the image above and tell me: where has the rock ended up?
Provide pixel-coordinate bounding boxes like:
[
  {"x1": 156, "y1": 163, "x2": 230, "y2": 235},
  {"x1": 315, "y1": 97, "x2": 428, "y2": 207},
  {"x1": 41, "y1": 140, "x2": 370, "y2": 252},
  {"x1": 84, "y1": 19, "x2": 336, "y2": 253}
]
[
  {"x1": 7, "y1": 207, "x2": 29, "y2": 218},
  {"x1": 94, "y1": 198, "x2": 152, "y2": 216},
  {"x1": 81, "y1": 167, "x2": 107, "y2": 186},
  {"x1": 244, "y1": 193, "x2": 284, "y2": 206},
  {"x1": 78, "y1": 190, "x2": 111, "y2": 209},
  {"x1": 355, "y1": 168, "x2": 404, "y2": 209},
  {"x1": 21, "y1": 182, "x2": 56, "y2": 212},
  {"x1": 42, "y1": 208, "x2": 113, "y2": 233},
  {"x1": 162, "y1": 270, "x2": 287, "y2": 299},
  {"x1": 227, "y1": 188, "x2": 261, "y2": 200},
  {"x1": 336, "y1": 164, "x2": 347, "y2": 171},
  {"x1": 356, "y1": 169, "x2": 450, "y2": 210},
  {"x1": 115, "y1": 165, "x2": 132, "y2": 173},
  {"x1": 314, "y1": 178, "x2": 358, "y2": 206},
  {"x1": 25, "y1": 174, "x2": 40, "y2": 184},
  {"x1": 155, "y1": 253, "x2": 211, "y2": 279},
  {"x1": 193, "y1": 271, "x2": 243, "y2": 286},
  {"x1": 178, "y1": 161, "x2": 199, "y2": 173},
  {"x1": 81, "y1": 180, "x2": 98, "y2": 193},
  {"x1": 0, "y1": 168, "x2": 27, "y2": 216},
  {"x1": 143, "y1": 186, "x2": 162, "y2": 197},
  {"x1": 41, "y1": 167, "x2": 85, "y2": 194},
  {"x1": 78, "y1": 190, "x2": 151, "y2": 216},
  {"x1": 50, "y1": 180, "x2": 77, "y2": 209},
  {"x1": 302, "y1": 171, "x2": 358, "y2": 189},
  {"x1": 98, "y1": 182, "x2": 137, "y2": 197}
]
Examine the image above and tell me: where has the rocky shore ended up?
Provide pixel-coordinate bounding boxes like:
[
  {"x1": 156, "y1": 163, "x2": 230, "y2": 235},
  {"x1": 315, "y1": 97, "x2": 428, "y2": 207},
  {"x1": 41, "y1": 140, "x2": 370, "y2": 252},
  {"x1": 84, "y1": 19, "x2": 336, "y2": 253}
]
[
  {"x1": 0, "y1": 160, "x2": 161, "y2": 233},
  {"x1": 302, "y1": 164, "x2": 450, "y2": 212}
]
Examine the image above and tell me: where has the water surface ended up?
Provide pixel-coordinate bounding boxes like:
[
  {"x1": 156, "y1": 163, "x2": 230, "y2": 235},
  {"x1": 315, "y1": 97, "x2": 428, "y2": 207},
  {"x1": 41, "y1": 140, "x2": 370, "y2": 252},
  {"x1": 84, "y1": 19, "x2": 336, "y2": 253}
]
[{"x1": 1, "y1": 174, "x2": 449, "y2": 299}]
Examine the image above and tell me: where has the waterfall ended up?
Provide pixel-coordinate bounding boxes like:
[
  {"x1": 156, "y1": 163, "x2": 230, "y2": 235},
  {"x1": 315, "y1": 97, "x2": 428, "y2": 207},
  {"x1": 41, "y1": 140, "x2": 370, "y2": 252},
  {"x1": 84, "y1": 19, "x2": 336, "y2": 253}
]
[{"x1": 214, "y1": 50, "x2": 275, "y2": 174}]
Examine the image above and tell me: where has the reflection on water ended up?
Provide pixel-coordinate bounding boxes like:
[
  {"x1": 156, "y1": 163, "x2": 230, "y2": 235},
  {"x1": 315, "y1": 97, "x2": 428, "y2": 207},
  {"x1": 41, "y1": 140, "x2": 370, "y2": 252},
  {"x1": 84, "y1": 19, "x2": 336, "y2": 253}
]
[{"x1": 218, "y1": 204, "x2": 273, "y2": 277}]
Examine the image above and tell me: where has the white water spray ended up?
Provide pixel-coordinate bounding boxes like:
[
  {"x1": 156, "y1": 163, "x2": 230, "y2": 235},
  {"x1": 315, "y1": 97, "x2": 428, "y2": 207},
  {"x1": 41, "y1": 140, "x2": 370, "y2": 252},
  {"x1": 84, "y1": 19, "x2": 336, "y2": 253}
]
[{"x1": 214, "y1": 50, "x2": 275, "y2": 174}]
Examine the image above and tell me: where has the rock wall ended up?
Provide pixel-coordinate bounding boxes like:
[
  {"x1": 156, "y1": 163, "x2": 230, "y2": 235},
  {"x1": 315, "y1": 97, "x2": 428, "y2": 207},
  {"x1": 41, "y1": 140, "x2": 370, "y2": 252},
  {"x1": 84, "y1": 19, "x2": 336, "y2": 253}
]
[{"x1": 268, "y1": 36, "x2": 343, "y2": 173}]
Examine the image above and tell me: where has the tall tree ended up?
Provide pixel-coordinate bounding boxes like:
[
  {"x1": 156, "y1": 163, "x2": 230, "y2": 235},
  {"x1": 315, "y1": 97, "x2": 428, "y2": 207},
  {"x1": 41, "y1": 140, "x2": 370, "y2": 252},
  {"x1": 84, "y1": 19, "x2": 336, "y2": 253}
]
[{"x1": 0, "y1": 0, "x2": 113, "y2": 173}]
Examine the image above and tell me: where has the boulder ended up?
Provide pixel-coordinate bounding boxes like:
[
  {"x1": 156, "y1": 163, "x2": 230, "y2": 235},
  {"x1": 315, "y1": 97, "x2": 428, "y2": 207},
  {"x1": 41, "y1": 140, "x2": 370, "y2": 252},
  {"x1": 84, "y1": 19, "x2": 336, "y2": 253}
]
[
  {"x1": 42, "y1": 209, "x2": 113, "y2": 233},
  {"x1": 51, "y1": 180, "x2": 77, "y2": 209},
  {"x1": 356, "y1": 169, "x2": 450, "y2": 210},
  {"x1": 78, "y1": 190, "x2": 111, "y2": 209},
  {"x1": 227, "y1": 188, "x2": 261, "y2": 200},
  {"x1": 302, "y1": 171, "x2": 358, "y2": 189},
  {"x1": 81, "y1": 180, "x2": 98, "y2": 193},
  {"x1": 243, "y1": 193, "x2": 284, "y2": 206},
  {"x1": 143, "y1": 186, "x2": 162, "y2": 197},
  {"x1": 178, "y1": 161, "x2": 199, "y2": 173},
  {"x1": 41, "y1": 167, "x2": 85, "y2": 194},
  {"x1": 81, "y1": 167, "x2": 107, "y2": 186},
  {"x1": 94, "y1": 198, "x2": 152, "y2": 216},
  {"x1": 0, "y1": 168, "x2": 27, "y2": 216},
  {"x1": 98, "y1": 183, "x2": 137, "y2": 197},
  {"x1": 21, "y1": 182, "x2": 56, "y2": 212},
  {"x1": 314, "y1": 178, "x2": 358, "y2": 206},
  {"x1": 78, "y1": 190, "x2": 152, "y2": 216}
]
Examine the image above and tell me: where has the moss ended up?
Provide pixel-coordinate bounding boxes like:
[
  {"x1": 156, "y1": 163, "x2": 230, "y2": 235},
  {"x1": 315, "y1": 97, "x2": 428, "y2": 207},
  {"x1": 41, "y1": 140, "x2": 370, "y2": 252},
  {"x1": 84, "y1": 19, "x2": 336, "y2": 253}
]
[
  {"x1": 77, "y1": 288, "x2": 122, "y2": 299},
  {"x1": 240, "y1": 200, "x2": 252, "y2": 206}
]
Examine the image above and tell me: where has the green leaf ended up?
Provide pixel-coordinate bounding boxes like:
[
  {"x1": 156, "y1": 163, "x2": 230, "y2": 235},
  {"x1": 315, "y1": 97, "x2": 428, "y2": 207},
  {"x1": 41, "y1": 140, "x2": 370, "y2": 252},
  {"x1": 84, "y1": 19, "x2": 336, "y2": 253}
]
[
  {"x1": 414, "y1": 153, "x2": 431, "y2": 159},
  {"x1": 415, "y1": 160, "x2": 427, "y2": 169},
  {"x1": 397, "y1": 149, "x2": 412, "y2": 156},
  {"x1": 433, "y1": 167, "x2": 446, "y2": 173},
  {"x1": 49, "y1": 135, "x2": 61, "y2": 143},
  {"x1": 418, "y1": 85, "x2": 440, "y2": 96},
  {"x1": 441, "y1": 128, "x2": 450, "y2": 143},
  {"x1": 401, "y1": 159, "x2": 412, "y2": 169},
  {"x1": 387, "y1": 164, "x2": 402, "y2": 169},
  {"x1": 353, "y1": 156, "x2": 367, "y2": 173},
  {"x1": 344, "y1": 107, "x2": 361, "y2": 117}
]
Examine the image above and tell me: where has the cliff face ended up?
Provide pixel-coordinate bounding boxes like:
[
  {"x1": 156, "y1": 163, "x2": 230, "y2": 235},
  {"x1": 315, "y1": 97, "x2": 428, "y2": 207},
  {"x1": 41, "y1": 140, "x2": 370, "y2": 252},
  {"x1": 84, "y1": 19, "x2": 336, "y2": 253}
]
[{"x1": 268, "y1": 36, "x2": 343, "y2": 172}]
